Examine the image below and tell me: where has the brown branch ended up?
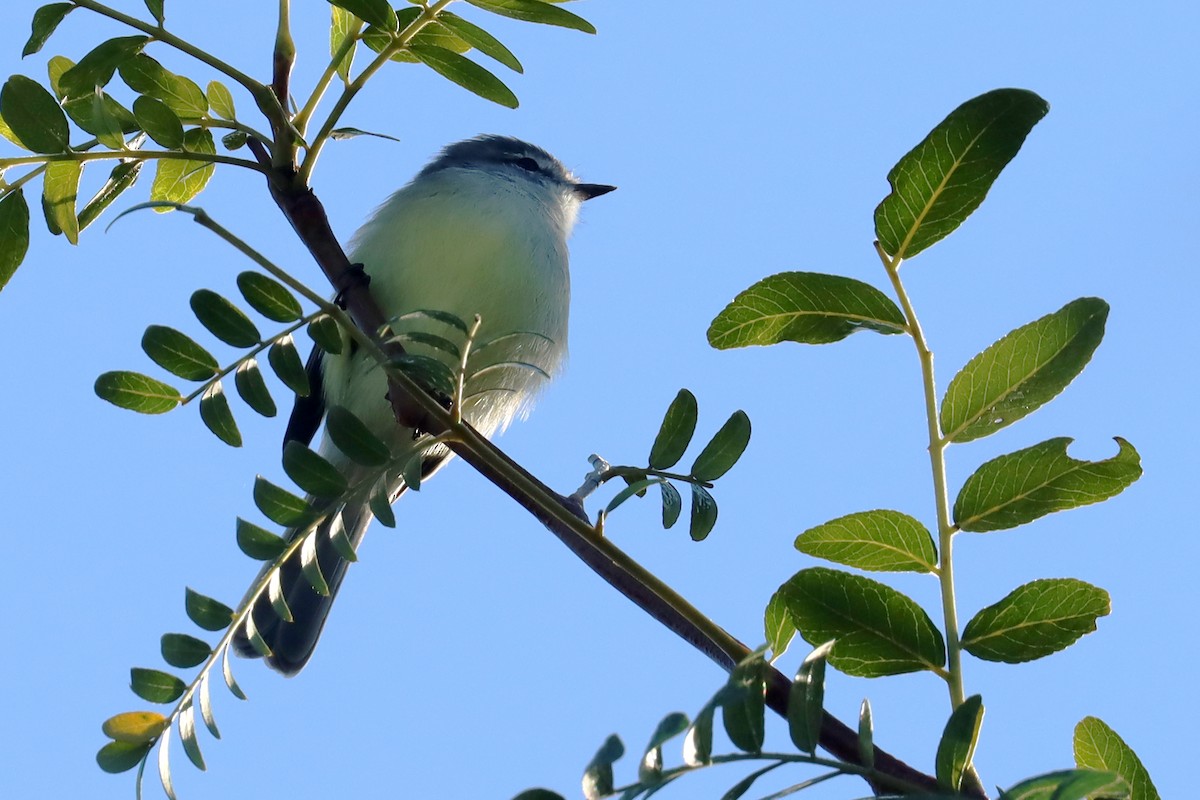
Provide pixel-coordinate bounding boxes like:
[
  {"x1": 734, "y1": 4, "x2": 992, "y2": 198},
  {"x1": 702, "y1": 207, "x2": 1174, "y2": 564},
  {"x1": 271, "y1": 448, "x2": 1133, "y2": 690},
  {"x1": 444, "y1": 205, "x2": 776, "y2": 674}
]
[{"x1": 255, "y1": 159, "x2": 964, "y2": 797}]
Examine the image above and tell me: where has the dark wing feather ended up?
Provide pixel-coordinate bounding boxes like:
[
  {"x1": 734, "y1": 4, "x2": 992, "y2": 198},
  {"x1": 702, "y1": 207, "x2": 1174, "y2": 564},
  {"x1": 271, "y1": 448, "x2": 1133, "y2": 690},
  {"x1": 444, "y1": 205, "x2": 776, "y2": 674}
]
[{"x1": 284, "y1": 344, "x2": 326, "y2": 449}]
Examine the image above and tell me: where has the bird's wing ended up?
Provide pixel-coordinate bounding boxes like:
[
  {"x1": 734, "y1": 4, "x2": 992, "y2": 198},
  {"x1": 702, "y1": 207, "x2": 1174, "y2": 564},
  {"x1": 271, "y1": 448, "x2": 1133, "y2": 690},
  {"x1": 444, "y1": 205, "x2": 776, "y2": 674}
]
[{"x1": 284, "y1": 343, "x2": 326, "y2": 449}]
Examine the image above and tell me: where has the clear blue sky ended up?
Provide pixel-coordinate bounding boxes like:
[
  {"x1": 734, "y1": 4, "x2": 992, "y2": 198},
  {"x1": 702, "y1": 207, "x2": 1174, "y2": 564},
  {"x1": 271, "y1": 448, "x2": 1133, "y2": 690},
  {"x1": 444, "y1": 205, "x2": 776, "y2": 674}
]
[{"x1": 1, "y1": 2, "x2": 1195, "y2": 798}]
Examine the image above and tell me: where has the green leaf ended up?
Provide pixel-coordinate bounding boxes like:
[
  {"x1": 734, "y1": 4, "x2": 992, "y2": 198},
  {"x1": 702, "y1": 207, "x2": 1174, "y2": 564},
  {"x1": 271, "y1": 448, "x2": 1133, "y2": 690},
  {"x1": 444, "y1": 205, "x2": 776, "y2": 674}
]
[
  {"x1": 64, "y1": 89, "x2": 130, "y2": 149},
  {"x1": 439, "y1": 12, "x2": 523, "y2": 72},
  {"x1": 179, "y1": 704, "x2": 204, "y2": 771},
  {"x1": 0, "y1": 74, "x2": 70, "y2": 153},
  {"x1": 954, "y1": 437, "x2": 1142, "y2": 532},
  {"x1": 787, "y1": 640, "x2": 833, "y2": 754},
  {"x1": 330, "y1": 6, "x2": 359, "y2": 82},
  {"x1": 234, "y1": 359, "x2": 277, "y2": 417},
  {"x1": 683, "y1": 704, "x2": 714, "y2": 766},
  {"x1": 936, "y1": 695, "x2": 984, "y2": 792},
  {"x1": 206, "y1": 80, "x2": 235, "y2": 119},
  {"x1": 637, "y1": 712, "x2": 689, "y2": 784},
  {"x1": 160, "y1": 633, "x2": 211, "y2": 669},
  {"x1": 648, "y1": 388, "x2": 697, "y2": 470},
  {"x1": 1074, "y1": 717, "x2": 1160, "y2": 800},
  {"x1": 1002, "y1": 769, "x2": 1128, "y2": 800},
  {"x1": 707, "y1": 271, "x2": 906, "y2": 349},
  {"x1": 942, "y1": 298, "x2": 1108, "y2": 443},
  {"x1": 962, "y1": 579, "x2": 1110, "y2": 663},
  {"x1": 253, "y1": 476, "x2": 311, "y2": 526},
  {"x1": 326, "y1": 405, "x2": 390, "y2": 466},
  {"x1": 150, "y1": 128, "x2": 216, "y2": 208},
  {"x1": 190, "y1": 288, "x2": 260, "y2": 348},
  {"x1": 719, "y1": 656, "x2": 767, "y2": 753},
  {"x1": 409, "y1": 44, "x2": 518, "y2": 108},
  {"x1": 858, "y1": 699, "x2": 874, "y2": 769},
  {"x1": 45, "y1": 54, "x2": 72, "y2": 99},
  {"x1": 307, "y1": 315, "x2": 344, "y2": 354},
  {"x1": 795, "y1": 509, "x2": 937, "y2": 573},
  {"x1": 59, "y1": 36, "x2": 149, "y2": 100},
  {"x1": 236, "y1": 517, "x2": 288, "y2": 560},
  {"x1": 94, "y1": 370, "x2": 181, "y2": 414},
  {"x1": 119, "y1": 54, "x2": 208, "y2": 118},
  {"x1": 764, "y1": 589, "x2": 797, "y2": 661},
  {"x1": 185, "y1": 587, "x2": 233, "y2": 631},
  {"x1": 130, "y1": 667, "x2": 185, "y2": 703},
  {"x1": 269, "y1": 335, "x2": 311, "y2": 396},
  {"x1": 0, "y1": 189, "x2": 31, "y2": 292},
  {"x1": 283, "y1": 441, "x2": 348, "y2": 498},
  {"x1": 659, "y1": 481, "x2": 681, "y2": 529},
  {"x1": 464, "y1": 0, "x2": 596, "y2": 34},
  {"x1": 140, "y1": 325, "x2": 218, "y2": 381},
  {"x1": 41, "y1": 159, "x2": 81, "y2": 244},
  {"x1": 221, "y1": 130, "x2": 247, "y2": 151},
  {"x1": 369, "y1": 481, "x2": 396, "y2": 527},
  {"x1": 144, "y1": 0, "x2": 164, "y2": 24},
  {"x1": 690, "y1": 410, "x2": 751, "y2": 481},
  {"x1": 236, "y1": 271, "x2": 302, "y2": 322},
  {"x1": 300, "y1": 533, "x2": 331, "y2": 596},
  {"x1": 102, "y1": 711, "x2": 168, "y2": 744},
  {"x1": 875, "y1": 88, "x2": 1049, "y2": 260},
  {"x1": 199, "y1": 381, "x2": 242, "y2": 447},
  {"x1": 79, "y1": 160, "x2": 143, "y2": 231},
  {"x1": 689, "y1": 484, "x2": 717, "y2": 541},
  {"x1": 330, "y1": 126, "x2": 400, "y2": 142},
  {"x1": 96, "y1": 740, "x2": 152, "y2": 774},
  {"x1": 604, "y1": 477, "x2": 662, "y2": 515},
  {"x1": 23, "y1": 3, "x2": 75, "y2": 58},
  {"x1": 779, "y1": 567, "x2": 946, "y2": 677},
  {"x1": 133, "y1": 95, "x2": 184, "y2": 149},
  {"x1": 328, "y1": 513, "x2": 359, "y2": 562},
  {"x1": 582, "y1": 734, "x2": 623, "y2": 800},
  {"x1": 327, "y1": 0, "x2": 396, "y2": 30}
]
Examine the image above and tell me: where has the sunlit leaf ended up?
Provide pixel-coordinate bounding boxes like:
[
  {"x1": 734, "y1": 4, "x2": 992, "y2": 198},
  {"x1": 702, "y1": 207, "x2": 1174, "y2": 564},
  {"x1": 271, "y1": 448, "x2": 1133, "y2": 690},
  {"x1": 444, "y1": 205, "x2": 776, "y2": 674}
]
[
  {"x1": 328, "y1": 513, "x2": 358, "y2": 562},
  {"x1": 119, "y1": 54, "x2": 207, "y2": 118},
  {"x1": 464, "y1": 0, "x2": 596, "y2": 34},
  {"x1": 184, "y1": 587, "x2": 233, "y2": 632},
  {"x1": 190, "y1": 288, "x2": 260, "y2": 347},
  {"x1": 690, "y1": 410, "x2": 751, "y2": 481},
  {"x1": 795, "y1": 509, "x2": 937, "y2": 573},
  {"x1": 1002, "y1": 769, "x2": 1128, "y2": 800},
  {"x1": 330, "y1": 6, "x2": 359, "y2": 82},
  {"x1": 197, "y1": 673, "x2": 219, "y2": 739},
  {"x1": 237, "y1": 271, "x2": 302, "y2": 322},
  {"x1": 300, "y1": 531, "x2": 331, "y2": 596},
  {"x1": 936, "y1": 695, "x2": 984, "y2": 792},
  {"x1": 875, "y1": 88, "x2": 1049, "y2": 260},
  {"x1": 942, "y1": 298, "x2": 1108, "y2": 443},
  {"x1": 707, "y1": 271, "x2": 906, "y2": 349},
  {"x1": 637, "y1": 712, "x2": 689, "y2": 784},
  {"x1": 779, "y1": 567, "x2": 945, "y2": 677},
  {"x1": 179, "y1": 703, "x2": 205, "y2": 771},
  {"x1": 410, "y1": 44, "x2": 518, "y2": 108},
  {"x1": 130, "y1": 667, "x2": 185, "y2": 703},
  {"x1": 199, "y1": 381, "x2": 242, "y2": 447},
  {"x1": 858, "y1": 699, "x2": 874, "y2": 769},
  {"x1": 683, "y1": 704, "x2": 714, "y2": 767},
  {"x1": 206, "y1": 80, "x2": 235, "y2": 119},
  {"x1": 764, "y1": 589, "x2": 797, "y2": 661},
  {"x1": 962, "y1": 579, "x2": 1109, "y2": 663},
  {"x1": 151, "y1": 128, "x2": 216, "y2": 208},
  {"x1": 648, "y1": 388, "x2": 697, "y2": 470},
  {"x1": 1074, "y1": 717, "x2": 1160, "y2": 800},
  {"x1": 954, "y1": 437, "x2": 1141, "y2": 532},
  {"x1": 102, "y1": 711, "x2": 167, "y2": 744},
  {"x1": 0, "y1": 74, "x2": 70, "y2": 153},
  {"x1": 23, "y1": 4, "x2": 76, "y2": 58},
  {"x1": 94, "y1": 370, "x2": 181, "y2": 413},
  {"x1": 41, "y1": 159, "x2": 81, "y2": 244}
]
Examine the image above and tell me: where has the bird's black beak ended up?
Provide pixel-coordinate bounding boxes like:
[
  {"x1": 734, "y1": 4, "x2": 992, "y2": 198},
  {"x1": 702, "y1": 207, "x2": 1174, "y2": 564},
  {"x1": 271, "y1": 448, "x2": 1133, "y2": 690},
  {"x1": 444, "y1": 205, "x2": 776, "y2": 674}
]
[{"x1": 574, "y1": 183, "x2": 617, "y2": 201}]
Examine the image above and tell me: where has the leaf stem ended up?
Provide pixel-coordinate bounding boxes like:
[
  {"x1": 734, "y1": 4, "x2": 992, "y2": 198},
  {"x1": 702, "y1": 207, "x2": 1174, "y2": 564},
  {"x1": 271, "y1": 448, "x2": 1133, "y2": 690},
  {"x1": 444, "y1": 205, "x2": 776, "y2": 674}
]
[
  {"x1": 293, "y1": 19, "x2": 364, "y2": 137},
  {"x1": 875, "y1": 241, "x2": 966, "y2": 711},
  {"x1": 0, "y1": 149, "x2": 266, "y2": 173}
]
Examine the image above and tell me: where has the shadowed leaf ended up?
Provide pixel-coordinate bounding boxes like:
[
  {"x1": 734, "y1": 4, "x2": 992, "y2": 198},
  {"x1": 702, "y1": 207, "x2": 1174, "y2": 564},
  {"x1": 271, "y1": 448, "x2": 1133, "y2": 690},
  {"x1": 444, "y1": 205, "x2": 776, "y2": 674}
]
[
  {"x1": 327, "y1": 406, "x2": 390, "y2": 465},
  {"x1": 119, "y1": 54, "x2": 207, "y2": 118},
  {"x1": 190, "y1": 288, "x2": 260, "y2": 347},
  {"x1": 936, "y1": 695, "x2": 984, "y2": 792},
  {"x1": 236, "y1": 518, "x2": 288, "y2": 560},
  {"x1": 283, "y1": 440, "x2": 348, "y2": 497},
  {"x1": 96, "y1": 740, "x2": 152, "y2": 774},
  {"x1": 160, "y1": 633, "x2": 211, "y2": 669},
  {"x1": 269, "y1": 335, "x2": 311, "y2": 396},
  {"x1": 0, "y1": 189, "x2": 30, "y2": 292},
  {"x1": 410, "y1": 44, "x2": 518, "y2": 108},
  {"x1": 199, "y1": 382, "x2": 242, "y2": 447},
  {"x1": 440, "y1": 11, "x2": 523, "y2": 72},
  {"x1": 327, "y1": 0, "x2": 396, "y2": 30},
  {"x1": 691, "y1": 410, "x2": 750, "y2": 481},
  {"x1": 787, "y1": 641, "x2": 833, "y2": 754},
  {"x1": 253, "y1": 476, "x2": 311, "y2": 526},
  {"x1": 185, "y1": 587, "x2": 233, "y2": 631},
  {"x1": 237, "y1": 271, "x2": 302, "y2": 322},
  {"x1": 1, "y1": 74, "x2": 69, "y2": 152},
  {"x1": 648, "y1": 389, "x2": 697, "y2": 470},
  {"x1": 133, "y1": 95, "x2": 184, "y2": 148},
  {"x1": 464, "y1": 0, "x2": 596, "y2": 34},
  {"x1": 689, "y1": 484, "x2": 717, "y2": 541},
  {"x1": 24, "y1": 4, "x2": 75, "y2": 57},
  {"x1": 130, "y1": 668, "x2": 185, "y2": 703},
  {"x1": 59, "y1": 36, "x2": 149, "y2": 100},
  {"x1": 234, "y1": 359, "x2": 277, "y2": 417}
]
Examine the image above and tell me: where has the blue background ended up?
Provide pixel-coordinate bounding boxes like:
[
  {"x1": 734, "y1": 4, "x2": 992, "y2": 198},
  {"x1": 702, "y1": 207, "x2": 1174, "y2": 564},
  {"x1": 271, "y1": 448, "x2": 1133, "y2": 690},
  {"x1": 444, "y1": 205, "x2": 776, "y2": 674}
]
[{"x1": 1, "y1": 2, "x2": 1195, "y2": 798}]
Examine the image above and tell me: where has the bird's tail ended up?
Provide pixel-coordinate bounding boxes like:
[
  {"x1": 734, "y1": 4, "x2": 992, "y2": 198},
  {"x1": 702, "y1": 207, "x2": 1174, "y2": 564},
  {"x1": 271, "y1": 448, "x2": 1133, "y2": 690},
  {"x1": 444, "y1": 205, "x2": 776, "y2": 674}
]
[{"x1": 231, "y1": 500, "x2": 375, "y2": 675}]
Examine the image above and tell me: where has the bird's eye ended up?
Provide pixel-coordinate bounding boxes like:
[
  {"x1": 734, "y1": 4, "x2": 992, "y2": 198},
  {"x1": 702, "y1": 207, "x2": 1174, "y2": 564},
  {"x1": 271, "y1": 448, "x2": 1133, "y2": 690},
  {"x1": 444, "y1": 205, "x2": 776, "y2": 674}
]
[{"x1": 513, "y1": 156, "x2": 540, "y2": 173}]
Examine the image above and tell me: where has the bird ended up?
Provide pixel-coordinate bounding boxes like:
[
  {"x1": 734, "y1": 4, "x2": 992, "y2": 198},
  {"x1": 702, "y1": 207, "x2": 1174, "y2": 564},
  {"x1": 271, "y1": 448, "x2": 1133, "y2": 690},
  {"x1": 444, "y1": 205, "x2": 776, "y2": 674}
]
[{"x1": 232, "y1": 135, "x2": 615, "y2": 674}]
